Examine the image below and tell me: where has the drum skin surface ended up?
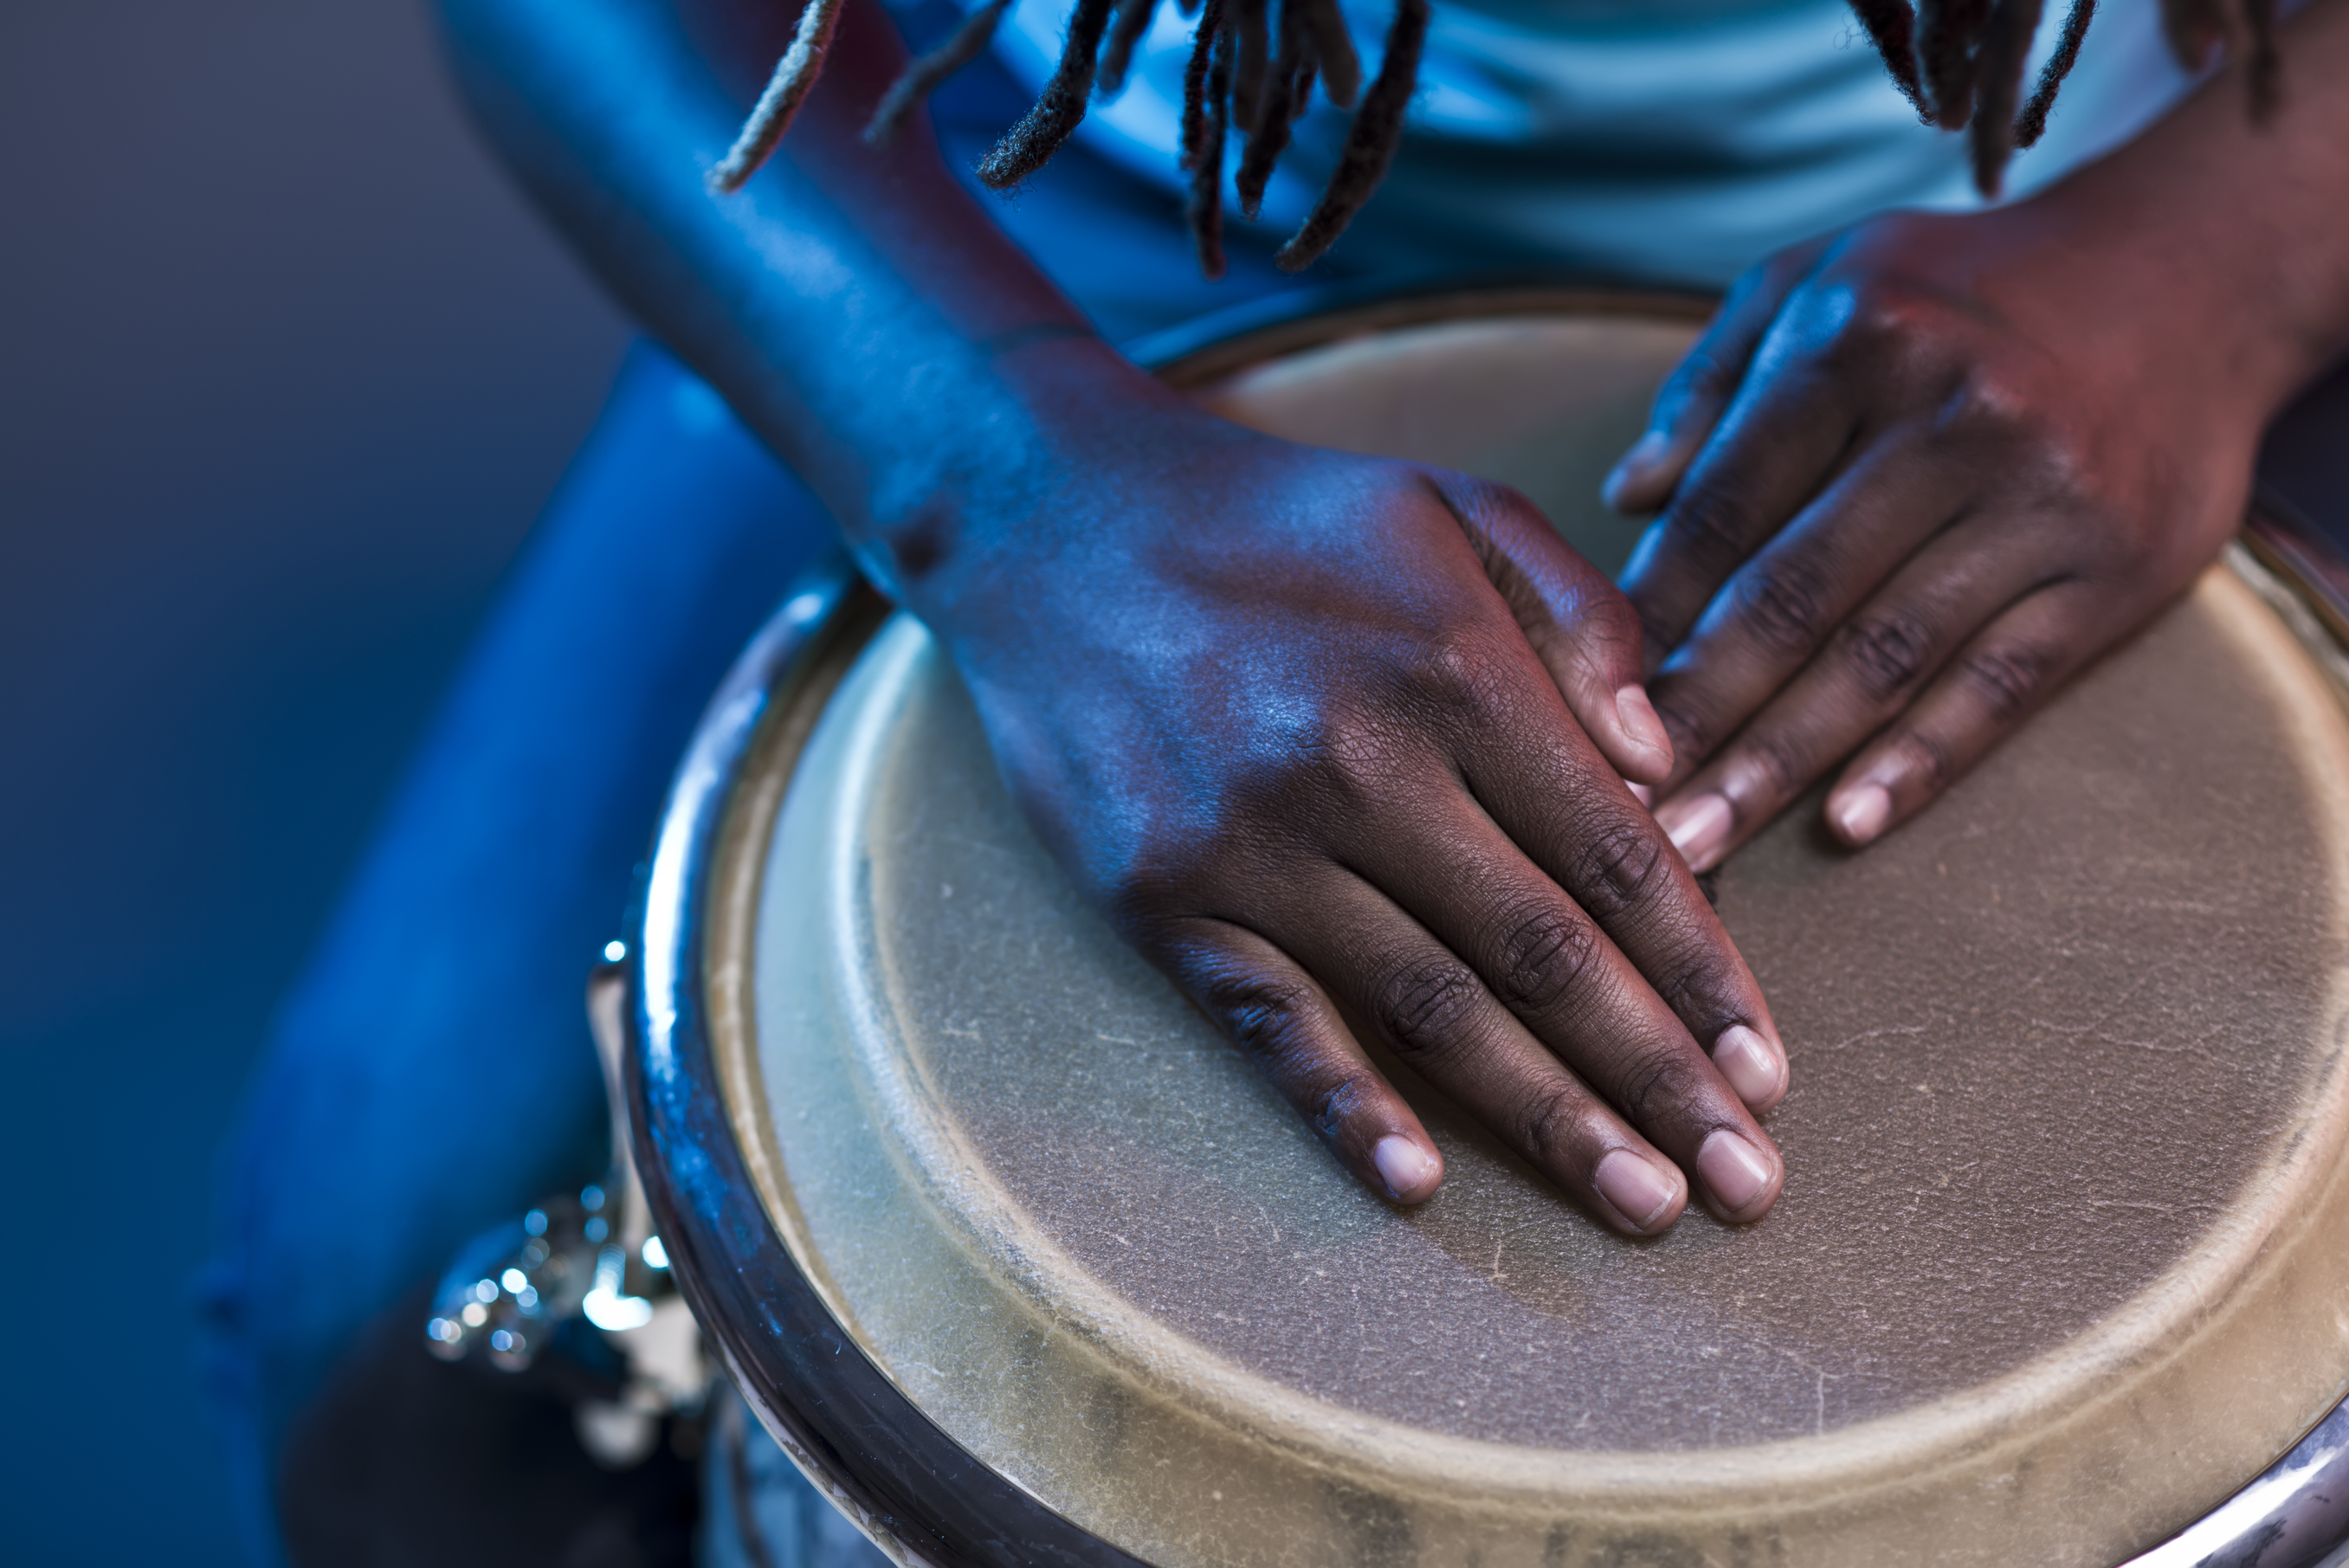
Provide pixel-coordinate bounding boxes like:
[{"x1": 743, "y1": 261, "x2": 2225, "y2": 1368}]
[{"x1": 698, "y1": 295, "x2": 2349, "y2": 1566}]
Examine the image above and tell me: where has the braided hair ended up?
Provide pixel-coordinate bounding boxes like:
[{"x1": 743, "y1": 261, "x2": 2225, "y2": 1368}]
[{"x1": 710, "y1": 0, "x2": 2286, "y2": 274}]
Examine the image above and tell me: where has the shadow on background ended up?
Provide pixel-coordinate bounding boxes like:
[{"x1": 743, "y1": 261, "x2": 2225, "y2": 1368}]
[{"x1": 0, "y1": 2, "x2": 626, "y2": 1562}]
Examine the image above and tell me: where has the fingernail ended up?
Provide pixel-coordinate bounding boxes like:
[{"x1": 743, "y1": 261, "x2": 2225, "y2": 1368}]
[
  {"x1": 1830, "y1": 783, "x2": 1893, "y2": 845},
  {"x1": 1655, "y1": 791, "x2": 1734, "y2": 872},
  {"x1": 1613, "y1": 686, "x2": 1674, "y2": 771},
  {"x1": 1696, "y1": 1129, "x2": 1776, "y2": 1216},
  {"x1": 1593, "y1": 1148, "x2": 1681, "y2": 1232},
  {"x1": 1713, "y1": 1023, "x2": 1786, "y2": 1107},
  {"x1": 1373, "y1": 1135, "x2": 1441, "y2": 1202},
  {"x1": 1602, "y1": 431, "x2": 1670, "y2": 509},
  {"x1": 1623, "y1": 778, "x2": 1654, "y2": 808}
]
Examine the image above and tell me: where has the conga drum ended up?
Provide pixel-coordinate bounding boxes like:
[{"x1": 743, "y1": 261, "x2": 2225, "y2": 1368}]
[{"x1": 624, "y1": 288, "x2": 2349, "y2": 1566}]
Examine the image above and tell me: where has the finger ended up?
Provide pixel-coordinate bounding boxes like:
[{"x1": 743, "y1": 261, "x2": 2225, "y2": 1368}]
[
  {"x1": 1320, "y1": 572, "x2": 1787, "y2": 1115},
  {"x1": 1821, "y1": 583, "x2": 2107, "y2": 850},
  {"x1": 1431, "y1": 471, "x2": 1673, "y2": 784},
  {"x1": 1152, "y1": 917, "x2": 1446, "y2": 1203},
  {"x1": 1365, "y1": 778, "x2": 1792, "y2": 1135},
  {"x1": 1408, "y1": 658, "x2": 1790, "y2": 1112},
  {"x1": 1602, "y1": 235, "x2": 1838, "y2": 515},
  {"x1": 1649, "y1": 517, "x2": 2055, "y2": 873},
  {"x1": 1642, "y1": 438, "x2": 1975, "y2": 794},
  {"x1": 1259, "y1": 871, "x2": 1730, "y2": 1233},
  {"x1": 1618, "y1": 309, "x2": 1865, "y2": 672},
  {"x1": 1288, "y1": 797, "x2": 1785, "y2": 1222}
]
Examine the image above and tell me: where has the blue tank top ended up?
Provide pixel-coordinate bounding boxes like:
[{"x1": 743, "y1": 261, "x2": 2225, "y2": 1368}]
[{"x1": 983, "y1": 0, "x2": 2200, "y2": 286}]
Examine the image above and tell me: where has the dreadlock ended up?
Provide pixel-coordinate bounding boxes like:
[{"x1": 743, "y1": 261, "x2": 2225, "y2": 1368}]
[
  {"x1": 1969, "y1": 0, "x2": 2042, "y2": 192},
  {"x1": 1852, "y1": 0, "x2": 2283, "y2": 191},
  {"x1": 865, "y1": 0, "x2": 1013, "y2": 145},
  {"x1": 713, "y1": 0, "x2": 2291, "y2": 266},
  {"x1": 1183, "y1": 0, "x2": 1234, "y2": 277},
  {"x1": 1098, "y1": 0, "x2": 1161, "y2": 94},
  {"x1": 1273, "y1": 0, "x2": 1426, "y2": 271},
  {"x1": 976, "y1": 0, "x2": 1119, "y2": 186},
  {"x1": 707, "y1": 0, "x2": 847, "y2": 193},
  {"x1": 1848, "y1": 0, "x2": 1926, "y2": 108},
  {"x1": 1230, "y1": 0, "x2": 1272, "y2": 131},
  {"x1": 1918, "y1": 0, "x2": 1994, "y2": 126},
  {"x1": 1235, "y1": 0, "x2": 1309, "y2": 218},
  {"x1": 2014, "y1": 0, "x2": 2096, "y2": 147},
  {"x1": 1300, "y1": 0, "x2": 1361, "y2": 106}
]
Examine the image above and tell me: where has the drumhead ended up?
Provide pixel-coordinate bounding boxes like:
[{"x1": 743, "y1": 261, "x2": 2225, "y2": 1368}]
[{"x1": 661, "y1": 291, "x2": 2349, "y2": 1566}]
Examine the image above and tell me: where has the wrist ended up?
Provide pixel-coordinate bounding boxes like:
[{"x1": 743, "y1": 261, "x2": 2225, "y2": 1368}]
[
  {"x1": 2014, "y1": 2, "x2": 2349, "y2": 418},
  {"x1": 1983, "y1": 183, "x2": 2339, "y2": 423},
  {"x1": 847, "y1": 328, "x2": 1200, "y2": 609}
]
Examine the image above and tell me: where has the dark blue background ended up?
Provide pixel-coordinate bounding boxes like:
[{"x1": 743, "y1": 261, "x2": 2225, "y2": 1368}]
[{"x1": 0, "y1": 3, "x2": 626, "y2": 1561}]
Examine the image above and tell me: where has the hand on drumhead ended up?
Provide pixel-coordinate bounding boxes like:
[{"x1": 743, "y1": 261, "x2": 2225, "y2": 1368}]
[
  {"x1": 923, "y1": 398, "x2": 1787, "y2": 1232},
  {"x1": 1600, "y1": 201, "x2": 2294, "y2": 873}
]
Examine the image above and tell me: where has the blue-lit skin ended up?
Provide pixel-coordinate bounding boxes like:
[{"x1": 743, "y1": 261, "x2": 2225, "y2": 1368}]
[
  {"x1": 1609, "y1": 0, "x2": 2349, "y2": 874},
  {"x1": 436, "y1": 0, "x2": 1790, "y2": 1232}
]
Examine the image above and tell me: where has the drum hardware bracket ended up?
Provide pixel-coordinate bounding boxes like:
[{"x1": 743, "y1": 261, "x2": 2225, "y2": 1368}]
[{"x1": 420, "y1": 946, "x2": 709, "y2": 1470}]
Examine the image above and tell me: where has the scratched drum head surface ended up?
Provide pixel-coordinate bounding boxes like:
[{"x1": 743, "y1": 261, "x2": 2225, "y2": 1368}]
[{"x1": 708, "y1": 296, "x2": 2349, "y2": 1566}]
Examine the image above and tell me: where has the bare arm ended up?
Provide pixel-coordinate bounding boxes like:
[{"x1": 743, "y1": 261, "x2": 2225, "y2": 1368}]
[
  {"x1": 437, "y1": 0, "x2": 1141, "y2": 584},
  {"x1": 438, "y1": 0, "x2": 1796, "y2": 1229}
]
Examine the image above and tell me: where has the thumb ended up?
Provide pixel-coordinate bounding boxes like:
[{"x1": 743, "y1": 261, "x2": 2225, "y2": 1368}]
[
  {"x1": 1431, "y1": 472, "x2": 1675, "y2": 785},
  {"x1": 1603, "y1": 234, "x2": 1837, "y2": 515}
]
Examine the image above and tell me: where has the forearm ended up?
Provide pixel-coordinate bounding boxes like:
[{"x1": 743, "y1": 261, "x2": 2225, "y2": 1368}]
[
  {"x1": 433, "y1": 0, "x2": 1173, "y2": 596},
  {"x1": 2029, "y1": 0, "x2": 2349, "y2": 414}
]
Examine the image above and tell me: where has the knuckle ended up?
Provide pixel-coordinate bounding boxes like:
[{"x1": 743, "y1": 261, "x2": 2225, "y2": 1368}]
[
  {"x1": 1663, "y1": 484, "x2": 1759, "y2": 571},
  {"x1": 1892, "y1": 726, "x2": 1957, "y2": 792},
  {"x1": 1571, "y1": 823, "x2": 1667, "y2": 921},
  {"x1": 1307, "y1": 1073, "x2": 1380, "y2": 1141},
  {"x1": 2034, "y1": 443, "x2": 2107, "y2": 515},
  {"x1": 1959, "y1": 642, "x2": 2049, "y2": 722},
  {"x1": 1659, "y1": 348, "x2": 1732, "y2": 412},
  {"x1": 1578, "y1": 603, "x2": 1649, "y2": 685},
  {"x1": 1288, "y1": 698, "x2": 1382, "y2": 770},
  {"x1": 1101, "y1": 851, "x2": 1207, "y2": 936},
  {"x1": 1267, "y1": 700, "x2": 1393, "y2": 812},
  {"x1": 1519, "y1": 1082, "x2": 1595, "y2": 1163},
  {"x1": 1834, "y1": 298, "x2": 1985, "y2": 404},
  {"x1": 1836, "y1": 285, "x2": 1941, "y2": 366},
  {"x1": 1841, "y1": 300, "x2": 1911, "y2": 358},
  {"x1": 1375, "y1": 955, "x2": 1484, "y2": 1059},
  {"x1": 1477, "y1": 477, "x2": 1549, "y2": 528},
  {"x1": 1615, "y1": 1051, "x2": 1707, "y2": 1128},
  {"x1": 1391, "y1": 627, "x2": 1500, "y2": 714},
  {"x1": 1489, "y1": 902, "x2": 1598, "y2": 1014},
  {"x1": 1191, "y1": 965, "x2": 1321, "y2": 1067},
  {"x1": 1649, "y1": 695, "x2": 1714, "y2": 765},
  {"x1": 1731, "y1": 561, "x2": 1831, "y2": 655},
  {"x1": 1924, "y1": 360, "x2": 2041, "y2": 451},
  {"x1": 1728, "y1": 728, "x2": 1807, "y2": 802},
  {"x1": 1838, "y1": 609, "x2": 1937, "y2": 700},
  {"x1": 1630, "y1": 601, "x2": 1679, "y2": 668},
  {"x1": 1650, "y1": 962, "x2": 1726, "y2": 1034},
  {"x1": 1561, "y1": 571, "x2": 1642, "y2": 646}
]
